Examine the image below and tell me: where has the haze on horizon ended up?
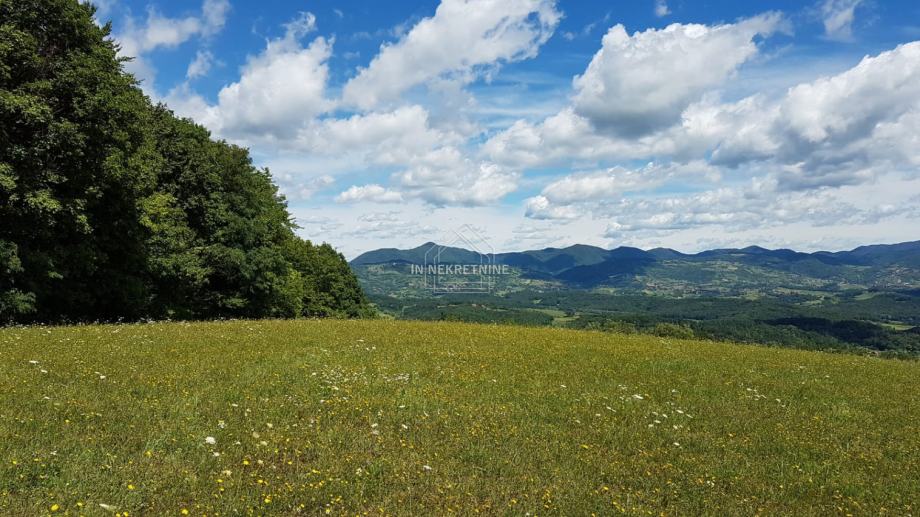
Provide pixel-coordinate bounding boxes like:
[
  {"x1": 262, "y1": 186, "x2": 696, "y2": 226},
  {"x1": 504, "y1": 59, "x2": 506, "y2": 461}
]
[{"x1": 92, "y1": 0, "x2": 920, "y2": 258}]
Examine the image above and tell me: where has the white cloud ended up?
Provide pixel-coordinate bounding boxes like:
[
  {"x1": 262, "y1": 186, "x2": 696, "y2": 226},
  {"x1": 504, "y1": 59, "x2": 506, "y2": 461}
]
[
  {"x1": 276, "y1": 174, "x2": 334, "y2": 201},
  {"x1": 336, "y1": 184, "x2": 405, "y2": 204},
  {"x1": 172, "y1": 12, "x2": 332, "y2": 141},
  {"x1": 524, "y1": 196, "x2": 579, "y2": 220},
  {"x1": 572, "y1": 13, "x2": 784, "y2": 136},
  {"x1": 333, "y1": 147, "x2": 519, "y2": 208},
  {"x1": 341, "y1": 0, "x2": 561, "y2": 110},
  {"x1": 820, "y1": 0, "x2": 863, "y2": 41},
  {"x1": 117, "y1": 0, "x2": 229, "y2": 56},
  {"x1": 295, "y1": 105, "x2": 462, "y2": 161},
  {"x1": 600, "y1": 178, "x2": 918, "y2": 238},
  {"x1": 703, "y1": 41, "x2": 920, "y2": 189},
  {"x1": 201, "y1": 0, "x2": 231, "y2": 36},
  {"x1": 393, "y1": 147, "x2": 519, "y2": 206},
  {"x1": 538, "y1": 161, "x2": 719, "y2": 204},
  {"x1": 186, "y1": 50, "x2": 214, "y2": 79},
  {"x1": 488, "y1": 37, "x2": 920, "y2": 193},
  {"x1": 115, "y1": 0, "x2": 230, "y2": 90},
  {"x1": 654, "y1": 0, "x2": 671, "y2": 17}
]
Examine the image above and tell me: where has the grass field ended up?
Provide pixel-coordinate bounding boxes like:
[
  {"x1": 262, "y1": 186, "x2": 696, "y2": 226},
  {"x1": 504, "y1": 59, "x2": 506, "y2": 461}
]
[{"x1": 1, "y1": 320, "x2": 918, "y2": 515}]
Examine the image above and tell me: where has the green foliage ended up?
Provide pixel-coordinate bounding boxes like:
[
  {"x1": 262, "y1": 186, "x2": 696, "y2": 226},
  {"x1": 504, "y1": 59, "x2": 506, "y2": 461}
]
[
  {"x1": 0, "y1": 0, "x2": 370, "y2": 322},
  {"x1": 651, "y1": 322, "x2": 695, "y2": 339}
]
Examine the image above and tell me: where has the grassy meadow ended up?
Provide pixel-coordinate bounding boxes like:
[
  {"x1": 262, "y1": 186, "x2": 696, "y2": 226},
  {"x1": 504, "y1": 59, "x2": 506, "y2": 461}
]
[{"x1": 1, "y1": 320, "x2": 918, "y2": 515}]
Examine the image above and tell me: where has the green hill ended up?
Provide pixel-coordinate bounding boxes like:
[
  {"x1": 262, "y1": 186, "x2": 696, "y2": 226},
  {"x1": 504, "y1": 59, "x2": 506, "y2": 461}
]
[
  {"x1": 351, "y1": 240, "x2": 920, "y2": 294},
  {"x1": 2, "y1": 319, "x2": 918, "y2": 515}
]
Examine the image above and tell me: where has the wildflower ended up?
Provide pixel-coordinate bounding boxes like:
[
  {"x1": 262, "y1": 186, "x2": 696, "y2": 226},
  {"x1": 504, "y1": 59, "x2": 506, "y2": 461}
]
[
  {"x1": 29, "y1": 360, "x2": 38, "y2": 364},
  {"x1": 50, "y1": 504, "x2": 60, "y2": 512},
  {"x1": 128, "y1": 484, "x2": 136, "y2": 490},
  {"x1": 205, "y1": 436, "x2": 216, "y2": 445},
  {"x1": 422, "y1": 465, "x2": 432, "y2": 471},
  {"x1": 181, "y1": 510, "x2": 189, "y2": 515}
]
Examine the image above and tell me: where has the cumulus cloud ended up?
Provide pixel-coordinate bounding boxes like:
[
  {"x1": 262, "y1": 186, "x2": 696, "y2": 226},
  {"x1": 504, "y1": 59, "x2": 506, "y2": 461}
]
[
  {"x1": 186, "y1": 50, "x2": 214, "y2": 79},
  {"x1": 116, "y1": 0, "x2": 230, "y2": 88},
  {"x1": 170, "y1": 12, "x2": 332, "y2": 141},
  {"x1": 275, "y1": 174, "x2": 334, "y2": 201},
  {"x1": 704, "y1": 41, "x2": 920, "y2": 188},
  {"x1": 335, "y1": 147, "x2": 519, "y2": 207},
  {"x1": 489, "y1": 36, "x2": 920, "y2": 193},
  {"x1": 538, "y1": 161, "x2": 719, "y2": 204},
  {"x1": 524, "y1": 196, "x2": 580, "y2": 220},
  {"x1": 654, "y1": 0, "x2": 671, "y2": 17},
  {"x1": 336, "y1": 185, "x2": 405, "y2": 204},
  {"x1": 571, "y1": 13, "x2": 783, "y2": 136},
  {"x1": 342, "y1": 0, "x2": 561, "y2": 110},
  {"x1": 819, "y1": 0, "x2": 863, "y2": 41},
  {"x1": 601, "y1": 179, "x2": 916, "y2": 238},
  {"x1": 295, "y1": 105, "x2": 463, "y2": 161},
  {"x1": 394, "y1": 147, "x2": 520, "y2": 206}
]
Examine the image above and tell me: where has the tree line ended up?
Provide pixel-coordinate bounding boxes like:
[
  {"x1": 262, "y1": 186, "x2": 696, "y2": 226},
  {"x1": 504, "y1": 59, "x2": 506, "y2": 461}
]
[{"x1": 1, "y1": 0, "x2": 371, "y2": 322}]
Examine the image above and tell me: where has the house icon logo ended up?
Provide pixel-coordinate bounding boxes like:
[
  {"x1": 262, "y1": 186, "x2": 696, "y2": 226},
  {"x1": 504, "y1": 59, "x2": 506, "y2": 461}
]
[{"x1": 419, "y1": 224, "x2": 505, "y2": 294}]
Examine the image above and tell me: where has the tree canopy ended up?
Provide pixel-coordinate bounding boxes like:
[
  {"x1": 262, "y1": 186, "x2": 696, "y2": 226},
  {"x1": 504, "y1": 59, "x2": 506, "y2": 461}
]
[{"x1": 0, "y1": 0, "x2": 371, "y2": 322}]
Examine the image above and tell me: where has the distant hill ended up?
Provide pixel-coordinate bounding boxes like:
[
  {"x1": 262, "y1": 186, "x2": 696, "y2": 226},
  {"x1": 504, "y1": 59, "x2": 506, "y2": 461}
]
[{"x1": 351, "y1": 240, "x2": 920, "y2": 296}]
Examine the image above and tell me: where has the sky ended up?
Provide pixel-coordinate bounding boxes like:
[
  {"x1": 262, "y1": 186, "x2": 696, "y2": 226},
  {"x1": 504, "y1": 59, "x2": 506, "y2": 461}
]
[{"x1": 86, "y1": 0, "x2": 920, "y2": 257}]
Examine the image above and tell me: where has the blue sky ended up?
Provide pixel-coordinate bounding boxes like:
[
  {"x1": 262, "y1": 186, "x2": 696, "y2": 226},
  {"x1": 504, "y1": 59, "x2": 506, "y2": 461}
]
[{"x1": 90, "y1": 0, "x2": 920, "y2": 257}]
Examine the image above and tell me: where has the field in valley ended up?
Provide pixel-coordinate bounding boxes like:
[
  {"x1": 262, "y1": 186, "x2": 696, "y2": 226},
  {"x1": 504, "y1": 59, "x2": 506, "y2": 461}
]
[{"x1": 1, "y1": 320, "x2": 918, "y2": 515}]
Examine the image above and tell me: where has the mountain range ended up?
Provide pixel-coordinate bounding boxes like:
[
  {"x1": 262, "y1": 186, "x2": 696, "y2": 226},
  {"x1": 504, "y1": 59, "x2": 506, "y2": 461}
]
[{"x1": 350, "y1": 240, "x2": 920, "y2": 296}]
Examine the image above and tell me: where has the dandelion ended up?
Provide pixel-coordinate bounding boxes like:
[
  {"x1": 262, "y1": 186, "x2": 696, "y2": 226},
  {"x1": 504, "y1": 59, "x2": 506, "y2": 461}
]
[
  {"x1": 50, "y1": 504, "x2": 60, "y2": 512},
  {"x1": 205, "y1": 436, "x2": 216, "y2": 445},
  {"x1": 181, "y1": 510, "x2": 189, "y2": 515}
]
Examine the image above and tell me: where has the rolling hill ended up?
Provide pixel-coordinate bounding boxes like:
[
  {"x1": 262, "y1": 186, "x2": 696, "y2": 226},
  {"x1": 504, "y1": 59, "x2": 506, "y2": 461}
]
[{"x1": 351, "y1": 240, "x2": 920, "y2": 295}]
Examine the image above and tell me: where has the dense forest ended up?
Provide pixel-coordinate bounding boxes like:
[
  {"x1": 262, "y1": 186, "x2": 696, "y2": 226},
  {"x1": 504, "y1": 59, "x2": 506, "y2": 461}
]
[{"x1": 0, "y1": 0, "x2": 370, "y2": 322}]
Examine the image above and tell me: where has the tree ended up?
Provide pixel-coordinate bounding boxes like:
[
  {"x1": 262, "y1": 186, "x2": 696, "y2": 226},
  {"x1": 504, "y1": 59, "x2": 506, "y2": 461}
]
[{"x1": 0, "y1": 0, "x2": 371, "y2": 322}]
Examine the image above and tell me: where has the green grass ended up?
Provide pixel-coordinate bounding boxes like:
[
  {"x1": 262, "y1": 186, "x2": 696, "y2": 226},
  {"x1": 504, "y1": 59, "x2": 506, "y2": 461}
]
[{"x1": 1, "y1": 320, "x2": 918, "y2": 515}]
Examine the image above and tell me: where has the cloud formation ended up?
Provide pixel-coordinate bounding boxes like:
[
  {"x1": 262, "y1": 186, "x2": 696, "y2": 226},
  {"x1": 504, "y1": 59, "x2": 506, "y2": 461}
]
[
  {"x1": 572, "y1": 13, "x2": 783, "y2": 136},
  {"x1": 342, "y1": 0, "x2": 561, "y2": 110},
  {"x1": 820, "y1": 0, "x2": 863, "y2": 40}
]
